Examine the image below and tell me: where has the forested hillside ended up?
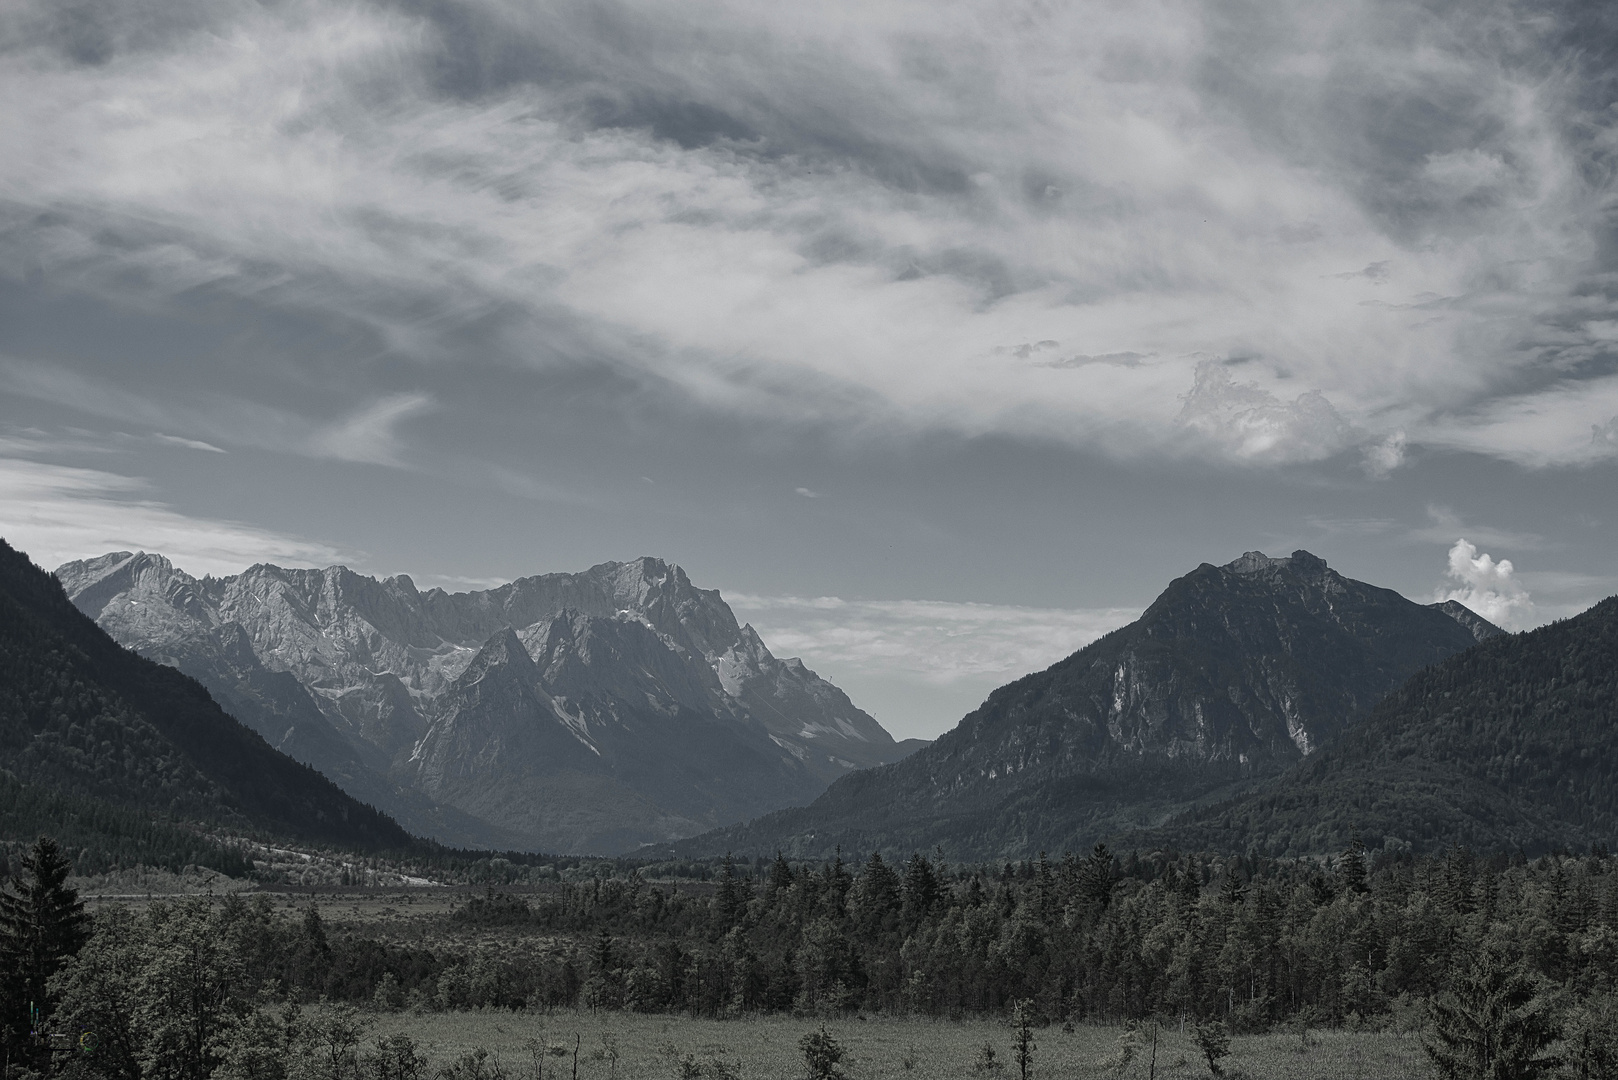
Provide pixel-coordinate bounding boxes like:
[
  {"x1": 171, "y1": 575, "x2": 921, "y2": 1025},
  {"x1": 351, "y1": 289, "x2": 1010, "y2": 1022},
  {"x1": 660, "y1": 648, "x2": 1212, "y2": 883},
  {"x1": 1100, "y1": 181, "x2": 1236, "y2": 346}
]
[
  {"x1": 680, "y1": 551, "x2": 1494, "y2": 861},
  {"x1": 1157, "y1": 594, "x2": 1618, "y2": 856},
  {"x1": 0, "y1": 539, "x2": 413, "y2": 867}
]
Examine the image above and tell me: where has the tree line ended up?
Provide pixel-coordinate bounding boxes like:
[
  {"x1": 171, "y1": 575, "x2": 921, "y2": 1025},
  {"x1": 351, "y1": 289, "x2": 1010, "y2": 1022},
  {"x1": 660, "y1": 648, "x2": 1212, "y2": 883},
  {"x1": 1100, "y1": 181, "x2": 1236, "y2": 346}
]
[{"x1": 9, "y1": 836, "x2": 1618, "y2": 1077}]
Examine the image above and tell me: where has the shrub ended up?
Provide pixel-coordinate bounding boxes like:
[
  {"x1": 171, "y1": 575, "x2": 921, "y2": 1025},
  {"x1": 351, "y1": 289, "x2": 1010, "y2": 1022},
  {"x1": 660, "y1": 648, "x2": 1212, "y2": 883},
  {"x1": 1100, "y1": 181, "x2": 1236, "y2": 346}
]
[{"x1": 799, "y1": 1024, "x2": 844, "y2": 1080}]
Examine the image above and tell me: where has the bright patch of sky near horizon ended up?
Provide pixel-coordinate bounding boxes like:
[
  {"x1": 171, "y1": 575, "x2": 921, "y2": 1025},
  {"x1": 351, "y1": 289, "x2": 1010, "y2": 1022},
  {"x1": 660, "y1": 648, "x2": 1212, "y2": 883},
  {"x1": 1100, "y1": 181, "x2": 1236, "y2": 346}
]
[{"x1": 3, "y1": 0, "x2": 1618, "y2": 738}]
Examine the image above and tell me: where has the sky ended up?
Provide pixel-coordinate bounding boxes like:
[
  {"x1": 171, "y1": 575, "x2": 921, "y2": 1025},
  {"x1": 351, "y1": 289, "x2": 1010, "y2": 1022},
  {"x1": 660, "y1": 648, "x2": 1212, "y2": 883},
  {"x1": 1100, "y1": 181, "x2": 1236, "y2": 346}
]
[{"x1": 3, "y1": 0, "x2": 1618, "y2": 740}]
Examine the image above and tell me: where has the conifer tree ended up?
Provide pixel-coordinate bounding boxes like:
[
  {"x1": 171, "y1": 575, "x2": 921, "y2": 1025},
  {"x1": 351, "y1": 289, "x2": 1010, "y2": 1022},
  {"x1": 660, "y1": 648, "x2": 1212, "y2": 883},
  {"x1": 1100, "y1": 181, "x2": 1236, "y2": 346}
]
[
  {"x1": 0, "y1": 836, "x2": 89, "y2": 1050},
  {"x1": 1425, "y1": 943, "x2": 1560, "y2": 1080},
  {"x1": 716, "y1": 852, "x2": 742, "y2": 924},
  {"x1": 1012, "y1": 999, "x2": 1037, "y2": 1080},
  {"x1": 1079, "y1": 844, "x2": 1116, "y2": 910},
  {"x1": 1340, "y1": 837, "x2": 1368, "y2": 895},
  {"x1": 769, "y1": 852, "x2": 796, "y2": 894}
]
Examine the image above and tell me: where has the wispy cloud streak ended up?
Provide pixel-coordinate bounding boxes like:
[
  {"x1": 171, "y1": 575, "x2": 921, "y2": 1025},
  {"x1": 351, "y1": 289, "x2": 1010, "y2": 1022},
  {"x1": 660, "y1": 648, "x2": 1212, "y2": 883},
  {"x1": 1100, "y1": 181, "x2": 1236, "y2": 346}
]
[{"x1": 1, "y1": 0, "x2": 1616, "y2": 471}]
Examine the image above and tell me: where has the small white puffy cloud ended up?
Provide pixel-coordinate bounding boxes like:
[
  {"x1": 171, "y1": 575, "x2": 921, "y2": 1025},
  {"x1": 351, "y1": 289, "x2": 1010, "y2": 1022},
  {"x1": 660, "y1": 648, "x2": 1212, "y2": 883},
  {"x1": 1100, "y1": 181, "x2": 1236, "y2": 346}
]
[
  {"x1": 1362, "y1": 429, "x2": 1407, "y2": 477},
  {"x1": 1437, "y1": 538, "x2": 1536, "y2": 631}
]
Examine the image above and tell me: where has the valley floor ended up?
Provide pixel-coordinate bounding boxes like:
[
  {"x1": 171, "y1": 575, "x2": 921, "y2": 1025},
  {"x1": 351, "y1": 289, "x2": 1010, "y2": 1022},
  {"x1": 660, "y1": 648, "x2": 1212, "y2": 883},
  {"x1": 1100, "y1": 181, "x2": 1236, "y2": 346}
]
[{"x1": 365, "y1": 1010, "x2": 1433, "y2": 1079}]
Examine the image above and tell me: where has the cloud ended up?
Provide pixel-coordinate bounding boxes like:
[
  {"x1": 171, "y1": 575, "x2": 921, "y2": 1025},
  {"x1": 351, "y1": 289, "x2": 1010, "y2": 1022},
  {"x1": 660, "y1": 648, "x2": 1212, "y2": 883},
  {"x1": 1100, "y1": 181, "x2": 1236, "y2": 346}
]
[
  {"x1": 1413, "y1": 505, "x2": 1544, "y2": 551},
  {"x1": 1362, "y1": 429, "x2": 1407, "y2": 476},
  {"x1": 1, "y1": 0, "x2": 1617, "y2": 470},
  {"x1": 312, "y1": 393, "x2": 435, "y2": 466},
  {"x1": 1175, "y1": 360, "x2": 1352, "y2": 463},
  {"x1": 0, "y1": 456, "x2": 350, "y2": 575},
  {"x1": 1329, "y1": 261, "x2": 1391, "y2": 283},
  {"x1": 1436, "y1": 538, "x2": 1536, "y2": 631},
  {"x1": 0, "y1": 358, "x2": 435, "y2": 467},
  {"x1": 794, "y1": 487, "x2": 821, "y2": 499},
  {"x1": 726, "y1": 593, "x2": 1137, "y2": 686},
  {"x1": 152, "y1": 433, "x2": 226, "y2": 453},
  {"x1": 1035, "y1": 351, "x2": 1151, "y2": 370}
]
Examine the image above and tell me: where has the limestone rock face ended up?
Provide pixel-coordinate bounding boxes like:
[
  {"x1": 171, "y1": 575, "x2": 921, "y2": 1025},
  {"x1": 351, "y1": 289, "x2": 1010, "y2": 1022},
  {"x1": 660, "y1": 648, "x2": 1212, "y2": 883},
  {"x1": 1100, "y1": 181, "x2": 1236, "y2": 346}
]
[
  {"x1": 56, "y1": 552, "x2": 915, "y2": 853},
  {"x1": 680, "y1": 550, "x2": 1500, "y2": 862}
]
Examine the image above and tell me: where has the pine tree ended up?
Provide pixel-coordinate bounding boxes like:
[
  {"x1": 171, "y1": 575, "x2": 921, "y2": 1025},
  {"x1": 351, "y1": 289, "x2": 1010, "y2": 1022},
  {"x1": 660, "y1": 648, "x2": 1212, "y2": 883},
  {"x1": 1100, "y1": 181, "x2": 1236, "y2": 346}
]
[
  {"x1": 799, "y1": 1024, "x2": 844, "y2": 1080},
  {"x1": 1219, "y1": 868, "x2": 1246, "y2": 907},
  {"x1": 1079, "y1": 844, "x2": 1116, "y2": 910},
  {"x1": 716, "y1": 852, "x2": 743, "y2": 924},
  {"x1": 1012, "y1": 999, "x2": 1037, "y2": 1080},
  {"x1": 1425, "y1": 943, "x2": 1560, "y2": 1080},
  {"x1": 769, "y1": 852, "x2": 796, "y2": 894},
  {"x1": 1340, "y1": 836, "x2": 1368, "y2": 895},
  {"x1": 0, "y1": 836, "x2": 89, "y2": 1048},
  {"x1": 902, "y1": 853, "x2": 939, "y2": 928}
]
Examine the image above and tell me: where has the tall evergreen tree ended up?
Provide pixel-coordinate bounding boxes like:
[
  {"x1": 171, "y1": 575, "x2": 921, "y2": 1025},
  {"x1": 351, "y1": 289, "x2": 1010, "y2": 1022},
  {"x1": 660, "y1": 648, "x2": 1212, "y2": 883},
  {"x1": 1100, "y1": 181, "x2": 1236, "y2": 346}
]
[
  {"x1": 0, "y1": 836, "x2": 89, "y2": 1052},
  {"x1": 1425, "y1": 943, "x2": 1560, "y2": 1080},
  {"x1": 1340, "y1": 837, "x2": 1368, "y2": 895}
]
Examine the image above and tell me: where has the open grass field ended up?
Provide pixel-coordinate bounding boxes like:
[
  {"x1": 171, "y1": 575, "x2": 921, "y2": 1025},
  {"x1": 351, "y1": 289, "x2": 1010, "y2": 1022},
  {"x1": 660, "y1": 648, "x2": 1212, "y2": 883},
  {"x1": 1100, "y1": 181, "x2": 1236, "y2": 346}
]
[{"x1": 354, "y1": 1010, "x2": 1434, "y2": 1080}]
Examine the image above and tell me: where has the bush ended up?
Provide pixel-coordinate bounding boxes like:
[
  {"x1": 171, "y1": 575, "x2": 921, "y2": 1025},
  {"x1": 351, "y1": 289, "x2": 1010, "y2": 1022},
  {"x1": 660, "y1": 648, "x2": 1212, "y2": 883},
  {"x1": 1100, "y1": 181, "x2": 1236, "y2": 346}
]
[
  {"x1": 1193, "y1": 1020, "x2": 1230, "y2": 1076},
  {"x1": 799, "y1": 1024, "x2": 845, "y2": 1080}
]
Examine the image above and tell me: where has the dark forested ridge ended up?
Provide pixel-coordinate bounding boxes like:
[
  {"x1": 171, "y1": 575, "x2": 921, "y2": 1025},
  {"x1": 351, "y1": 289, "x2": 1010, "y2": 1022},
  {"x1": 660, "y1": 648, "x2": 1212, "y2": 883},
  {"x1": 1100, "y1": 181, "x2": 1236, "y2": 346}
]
[
  {"x1": 1155, "y1": 594, "x2": 1618, "y2": 857},
  {"x1": 0, "y1": 539, "x2": 413, "y2": 862},
  {"x1": 678, "y1": 551, "x2": 1496, "y2": 862}
]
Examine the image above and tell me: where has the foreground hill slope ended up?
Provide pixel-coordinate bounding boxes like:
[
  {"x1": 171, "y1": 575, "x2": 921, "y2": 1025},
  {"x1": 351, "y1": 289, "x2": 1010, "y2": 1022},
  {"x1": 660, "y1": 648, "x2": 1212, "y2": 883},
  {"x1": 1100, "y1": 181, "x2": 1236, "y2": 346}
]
[
  {"x1": 1156, "y1": 593, "x2": 1618, "y2": 856},
  {"x1": 679, "y1": 550, "x2": 1495, "y2": 860},
  {"x1": 57, "y1": 552, "x2": 917, "y2": 853},
  {"x1": 0, "y1": 539, "x2": 412, "y2": 860}
]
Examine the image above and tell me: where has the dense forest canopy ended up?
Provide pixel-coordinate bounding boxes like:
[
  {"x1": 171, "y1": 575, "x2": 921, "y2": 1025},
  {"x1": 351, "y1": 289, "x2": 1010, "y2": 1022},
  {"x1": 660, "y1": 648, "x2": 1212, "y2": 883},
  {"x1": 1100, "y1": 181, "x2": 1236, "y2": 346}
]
[{"x1": 11, "y1": 840, "x2": 1618, "y2": 1077}]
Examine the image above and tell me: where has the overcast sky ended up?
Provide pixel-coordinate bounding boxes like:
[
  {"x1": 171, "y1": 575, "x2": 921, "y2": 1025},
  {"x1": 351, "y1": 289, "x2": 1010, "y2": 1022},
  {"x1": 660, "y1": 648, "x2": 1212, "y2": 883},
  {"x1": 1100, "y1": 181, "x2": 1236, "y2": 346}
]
[{"x1": 4, "y1": 0, "x2": 1617, "y2": 739}]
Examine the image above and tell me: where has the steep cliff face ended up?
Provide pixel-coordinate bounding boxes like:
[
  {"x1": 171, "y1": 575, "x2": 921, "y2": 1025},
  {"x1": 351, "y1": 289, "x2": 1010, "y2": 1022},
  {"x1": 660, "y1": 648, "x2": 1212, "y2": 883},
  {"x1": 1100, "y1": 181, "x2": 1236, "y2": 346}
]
[
  {"x1": 679, "y1": 550, "x2": 1499, "y2": 861},
  {"x1": 56, "y1": 551, "x2": 913, "y2": 853}
]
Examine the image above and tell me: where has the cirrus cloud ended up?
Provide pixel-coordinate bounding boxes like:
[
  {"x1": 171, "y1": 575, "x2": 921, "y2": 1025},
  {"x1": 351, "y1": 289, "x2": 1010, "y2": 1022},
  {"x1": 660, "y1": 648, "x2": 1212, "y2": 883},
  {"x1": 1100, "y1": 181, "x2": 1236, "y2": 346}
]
[{"x1": 1, "y1": 0, "x2": 1616, "y2": 473}]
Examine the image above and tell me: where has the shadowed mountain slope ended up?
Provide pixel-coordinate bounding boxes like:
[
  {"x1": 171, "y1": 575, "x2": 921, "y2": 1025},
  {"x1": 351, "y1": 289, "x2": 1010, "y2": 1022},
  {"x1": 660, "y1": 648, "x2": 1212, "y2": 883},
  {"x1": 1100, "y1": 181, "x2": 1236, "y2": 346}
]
[
  {"x1": 675, "y1": 550, "x2": 1496, "y2": 861},
  {"x1": 0, "y1": 539, "x2": 412, "y2": 858},
  {"x1": 1150, "y1": 593, "x2": 1618, "y2": 856}
]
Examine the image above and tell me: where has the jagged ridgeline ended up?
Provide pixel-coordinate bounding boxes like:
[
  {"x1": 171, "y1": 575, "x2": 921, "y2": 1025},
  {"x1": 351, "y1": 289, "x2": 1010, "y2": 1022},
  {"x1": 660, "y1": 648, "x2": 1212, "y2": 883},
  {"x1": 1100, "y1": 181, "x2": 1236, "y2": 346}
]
[
  {"x1": 54, "y1": 551, "x2": 921, "y2": 855},
  {"x1": 1158, "y1": 593, "x2": 1618, "y2": 855},
  {"x1": 679, "y1": 551, "x2": 1499, "y2": 861},
  {"x1": 0, "y1": 539, "x2": 411, "y2": 871}
]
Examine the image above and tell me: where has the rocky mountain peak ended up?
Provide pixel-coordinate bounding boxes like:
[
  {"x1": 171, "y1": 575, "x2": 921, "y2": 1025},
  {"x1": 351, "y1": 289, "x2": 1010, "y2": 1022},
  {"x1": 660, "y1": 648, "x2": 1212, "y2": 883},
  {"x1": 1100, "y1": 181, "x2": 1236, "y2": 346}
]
[
  {"x1": 56, "y1": 549, "x2": 917, "y2": 854},
  {"x1": 685, "y1": 549, "x2": 1495, "y2": 861},
  {"x1": 463, "y1": 626, "x2": 538, "y2": 681},
  {"x1": 1221, "y1": 549, "x2": 1330, "y2": 577}
]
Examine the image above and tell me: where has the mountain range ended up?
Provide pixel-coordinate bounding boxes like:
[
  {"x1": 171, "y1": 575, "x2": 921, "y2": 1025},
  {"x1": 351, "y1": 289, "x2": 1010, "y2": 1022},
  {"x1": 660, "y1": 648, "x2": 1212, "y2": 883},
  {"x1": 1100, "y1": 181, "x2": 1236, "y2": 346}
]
[
  {"x1": 55, "y1": 552, "x2": 923, "y2": 855},
  {"x1": 0, "y1": 539, "x2": 411, "y2": 871},
  {"x1": 678, "y1": 550, "x2": 1502, "y2": 860},
  {"x1": 20, "y1": 536, "x2": 1612, "y2": 868}
]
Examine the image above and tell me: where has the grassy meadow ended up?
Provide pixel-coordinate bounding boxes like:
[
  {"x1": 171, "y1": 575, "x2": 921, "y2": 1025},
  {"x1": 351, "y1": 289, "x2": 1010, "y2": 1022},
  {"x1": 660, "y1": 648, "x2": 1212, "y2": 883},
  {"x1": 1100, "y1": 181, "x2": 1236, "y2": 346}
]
[{"x1": 353, "y1": 1009, "x2": 1434, "y2": 1080}]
